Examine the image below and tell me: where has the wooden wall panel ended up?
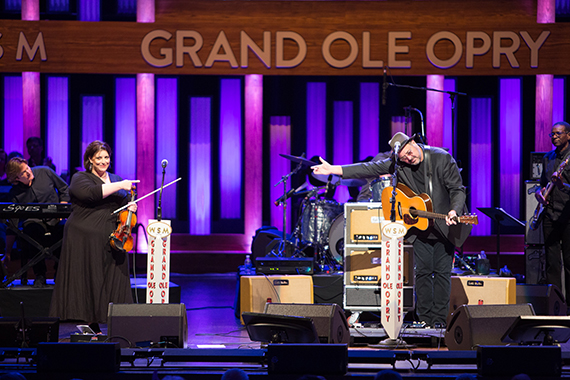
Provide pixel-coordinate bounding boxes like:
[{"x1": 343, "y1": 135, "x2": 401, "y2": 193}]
[{"x1": 0, "y1": 0, "x2": 567, "y2": 76}]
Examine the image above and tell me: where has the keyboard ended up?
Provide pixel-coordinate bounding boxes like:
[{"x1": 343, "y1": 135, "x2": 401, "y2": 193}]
[{"x1": 0, "y1": 203, "x2": 72, "y2": 219}]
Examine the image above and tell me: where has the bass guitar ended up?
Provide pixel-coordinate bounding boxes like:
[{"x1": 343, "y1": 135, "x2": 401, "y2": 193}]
[
  {"x1": 529, "y1": 156, "x2": 570, "y2": 231},
  {"x1": 380, "y1": 183, "x2": 478, "y2": 230}
]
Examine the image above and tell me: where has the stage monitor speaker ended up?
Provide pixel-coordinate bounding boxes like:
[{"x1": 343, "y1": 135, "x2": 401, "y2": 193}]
[
  {"x1": 517, "y1": 284, "x2": 566, "y2": 316},
  {"x1": 37, "y1": 342, "x2": 120, "y2": 372},
  {"x1": 525, "y1": 245, "x2": 546, "y2": 284},
  {"x1": 0, "y1": 317, "x2": 59, "y2": 347},
  {"x1": 478, "y1": 345, "x2": 561, "y2": 377},
  {"x1": 525, "y1": 180, "x2": 544, "y2": 245},
  {"x1": 449, "y1": 276, "x2": 516, "y2": 313},
  {"x1": 107, "y1": 303, "x2": 187, "y2": 348},
  {"x1": 267, "y1": 343, "x2": 348, "y2": 375},
  {"x1": 240, "y1": 275, "x2": 313, "y2": 324},
  {"x1": 445, "y1": 303, "x2": 535, "y2": 350},
  {"x1": 264, "y1": 303, "x2": 350, "y2": 344}
]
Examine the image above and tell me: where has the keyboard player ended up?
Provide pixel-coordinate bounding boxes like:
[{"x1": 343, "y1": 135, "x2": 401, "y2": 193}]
[{"x1": 3, "y1": 157, "x2": 69, "y2": 287}]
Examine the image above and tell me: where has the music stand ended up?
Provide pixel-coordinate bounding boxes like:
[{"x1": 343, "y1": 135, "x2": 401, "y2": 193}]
[{"x1": 477, "y1": 207, "x2": 524, "y2": 271}]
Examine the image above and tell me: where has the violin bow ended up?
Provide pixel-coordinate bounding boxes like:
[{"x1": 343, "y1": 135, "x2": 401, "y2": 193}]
[{"x1": 112, "y1": 177, "x2": 182, "y2": 215}]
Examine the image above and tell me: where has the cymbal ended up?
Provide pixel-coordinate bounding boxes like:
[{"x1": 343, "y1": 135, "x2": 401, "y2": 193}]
[
  {"x1": 279, "y1": 153, "x2": 317, "y2": 167},
  {"x1": 311, "y1": 173, "x2": 366, "y2": 187}
]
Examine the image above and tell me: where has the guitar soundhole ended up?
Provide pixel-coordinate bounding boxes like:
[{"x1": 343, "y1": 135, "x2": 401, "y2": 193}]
[
  {"x1": 409, "y1": 207, "x2": 418, "y2": 217},
  {"x1": 403, "y1": 213, "x2": 418, "y2": 225}
]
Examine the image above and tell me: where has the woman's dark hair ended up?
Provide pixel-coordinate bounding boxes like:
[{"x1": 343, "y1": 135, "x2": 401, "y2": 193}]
[{"x1": 83, "y1": 140, "x2": 112, "y2": 172}]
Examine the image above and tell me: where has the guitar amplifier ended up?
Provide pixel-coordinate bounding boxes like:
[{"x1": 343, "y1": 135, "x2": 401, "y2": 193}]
[
  {"x1": 239, "y1": 275, "x2": 313, "y2": 324},
  {"x1": 449, "y1": 276, "x2": 517, "y2": 313},
  {"x1": 346, "y1": 203, "x2": 383, "y2": 244},
  {"x1": 344, "y1": 246, "x2": 414, "y2": 286}
]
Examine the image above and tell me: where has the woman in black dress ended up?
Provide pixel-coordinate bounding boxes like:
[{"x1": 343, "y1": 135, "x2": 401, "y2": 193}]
[{"x1": 50, "y1": 141, "x2": 137, "y2": 332}]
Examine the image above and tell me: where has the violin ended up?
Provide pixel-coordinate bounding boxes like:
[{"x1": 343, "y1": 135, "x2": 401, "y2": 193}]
[{"x1": 110, "y1": 187, "x2": 137, "y2": 252}]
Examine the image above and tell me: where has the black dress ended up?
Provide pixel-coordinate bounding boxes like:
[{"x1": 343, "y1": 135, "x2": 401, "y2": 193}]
[{"x1": 50, "y1": 171, "x2": 133, "y2": 323}]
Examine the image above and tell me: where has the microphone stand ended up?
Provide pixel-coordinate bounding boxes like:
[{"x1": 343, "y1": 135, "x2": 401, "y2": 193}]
[
  {"x1": 158, "y1": 164, "x2": 166, "y2": 222},
  {"x1": 383, "y1": 69, "x2": 467, "y2": 158},
  {"x1": 390, "y1": 158, "x2": 401, "y2": 223},
  {"x1": 273, "y1": 157, "x2": 304, "y2": 256}
]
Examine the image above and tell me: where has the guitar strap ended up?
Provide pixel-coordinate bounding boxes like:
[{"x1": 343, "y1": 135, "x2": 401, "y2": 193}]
[{"x1": 423, "y1": 145, "x2": 433, "y2": 197}]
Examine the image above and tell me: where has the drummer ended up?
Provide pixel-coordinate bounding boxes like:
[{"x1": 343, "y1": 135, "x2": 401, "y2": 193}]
[{"x1": 356, "y1": 151, "x2": 392, "y2": 201}]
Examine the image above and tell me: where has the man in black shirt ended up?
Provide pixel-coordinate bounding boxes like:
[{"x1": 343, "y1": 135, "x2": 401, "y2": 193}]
[
  {"x1": 4, "y1": 157, "x2": 69, "y2": 287},
  {"x1": 536, "y1": 121, "x2": 570, "y2": 301}
]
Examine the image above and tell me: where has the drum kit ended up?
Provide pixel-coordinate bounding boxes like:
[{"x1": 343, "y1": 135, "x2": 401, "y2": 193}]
[{"x1": 274, "y1": 153, "x2": 382, "y2": 272}]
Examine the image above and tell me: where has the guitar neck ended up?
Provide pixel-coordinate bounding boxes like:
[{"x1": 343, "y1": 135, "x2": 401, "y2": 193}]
[{"x1": 414, "y1": 209, "x2": 448, "y2": 221}]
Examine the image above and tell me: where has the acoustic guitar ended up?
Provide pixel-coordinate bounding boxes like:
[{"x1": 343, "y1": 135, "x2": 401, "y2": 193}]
[
  {"x1": 380, "y1": 183, "x2": 478, "y2": 231},
  {"x1": 529, "y1": 156, "x2": 570, "y2": 231}
]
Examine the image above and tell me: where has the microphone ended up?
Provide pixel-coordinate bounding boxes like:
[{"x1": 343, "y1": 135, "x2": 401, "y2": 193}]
[
  {"x1": 382, "y1": 67, "x2": 387, "y2": 106},
  {"x1": 393, "y1": 141, "x2": 401, "y2": 157},
  {"x1": 161, "y1": 159, "x2": 168, "y2": 169},
  {"x1": 274, "y1": 188, "x2": 296, "y2": 206}
]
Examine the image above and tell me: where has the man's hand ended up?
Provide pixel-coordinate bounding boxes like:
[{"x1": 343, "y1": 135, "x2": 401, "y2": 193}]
[
  {"x1": 311, "y1": 157, "x2": 342, "y2": 176},
  {"x1": 552, "y1": 173, "x2": 565, "y2": 190},
  {"x1": 446, "y1": 210, "x2": 458, "y2": 226},
  {"x1": 535, "y1": 188, "x2": 548, "y2": 205}
]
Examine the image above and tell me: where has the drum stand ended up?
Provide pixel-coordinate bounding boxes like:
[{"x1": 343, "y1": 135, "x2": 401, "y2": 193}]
[{"x1": 302, "y1": 192, "x2": 342, "y2": 273}]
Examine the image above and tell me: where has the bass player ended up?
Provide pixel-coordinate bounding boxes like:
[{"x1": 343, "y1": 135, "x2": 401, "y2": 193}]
[
  {"x1": 535, "y1": 121, "x2": 570, "y2": 304},
  {"x1": 312, "y1": 132, "x2": 472, "y2": 328}
]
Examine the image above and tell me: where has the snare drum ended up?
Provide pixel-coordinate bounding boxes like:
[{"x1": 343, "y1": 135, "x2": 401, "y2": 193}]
[
  {"x1": 370, "y1": 175, "x2": 392, "y2": 202},
  {"x1": 327, "y1": 213, "x2": 345, "y2": 265},
  {"x1": 301, "y1": 199, "x2": 343, "y2": 246}
]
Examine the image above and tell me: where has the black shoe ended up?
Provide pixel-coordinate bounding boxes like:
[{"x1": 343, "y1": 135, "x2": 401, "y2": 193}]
[{"x1": 33, "y1": 275, "x2": 47, "y2": 288}]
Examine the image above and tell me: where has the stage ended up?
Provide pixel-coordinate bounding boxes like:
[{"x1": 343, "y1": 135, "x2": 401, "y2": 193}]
[{"x1": 1, "y1": 273, "x2": 570, "y2": 379}]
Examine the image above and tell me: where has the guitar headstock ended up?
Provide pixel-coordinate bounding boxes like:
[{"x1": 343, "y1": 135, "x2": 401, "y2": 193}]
[{"x1": 458, "y1": 214, "x2": 478, "y2": 225}]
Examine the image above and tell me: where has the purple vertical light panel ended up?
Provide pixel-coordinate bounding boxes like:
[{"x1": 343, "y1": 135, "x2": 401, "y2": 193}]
[
  {"x1": 47, "y1": 76, "x2": 69, "y2": 176},
  {"x1": 156, "y1": 78, "x2": 178, "y2": 220},
  {"x1": 443, "y1": 78, "x2": 456, "y2": 154},
  {"x1": 270, "y1": 116, "x2": 291, "y2": 232},
  {"x1": 220, "y1": 78, "x2": 242, "y2": 219},
  {"x1": 136, "y1": 0, "x2": 155, "y2": 249},
  {"x1": 553, "y1": 77, "x2": 565, "y2": 124},
  {"x1": 333, "y1": 101, "x2": 353, "y2": 203},
  {"x1": 537, "y1": 0, "x2": 555, "y2": 23},
  {"x1": 426, "y1": 75, "x2": 444, "y2": 148},
  {"x1": 115, "y1": 77, "x2": 137, "y2": 180},
  {"x1": 136, "y1": 73, "x2": 155, "y2": 248},
  {"x1": 470, "y1": 98, "x2": 492, "y2": 236},
  {"x1": 190, "y1": 97, "x2": 212, "y2": 235},
  {"x1": 245, "y1": 75, "x2": 263, "y2": 244},
  {"x1": 536, "y1": 75, "x2": 554, "y2": 151},
  {"x1": 499, "y1": 78, "x2": 521, "y2": 219},
  {"x1": 306, "y1": 82, "x2": 327, "y2": 159},
  {"x1": 81, "y1": 96, "x2": 103, "y2": 156},
  {"x1": 4, "y1": 76, "x2": 24, "y2": 155},
  {"x1": 47, "y1": 0, "x2": 69, "y2": 12},
  {"x1": 137, "y1": 0, "x2": 155, "y2": 22},
  {"x1": 22, "y1": 0, "x2": 39, "y2": 20},
  {"x1": 22, "y1": 72, "x2": 41, "y2": 153},
  {"x1": 78, "y1": 0, "x2": 100, "y2": 21},
  {"x1": 359, "y1": 82, "x2": 379, "y2": 159}
]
